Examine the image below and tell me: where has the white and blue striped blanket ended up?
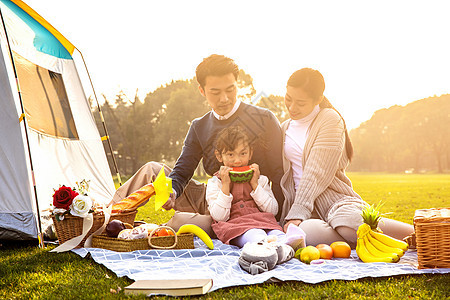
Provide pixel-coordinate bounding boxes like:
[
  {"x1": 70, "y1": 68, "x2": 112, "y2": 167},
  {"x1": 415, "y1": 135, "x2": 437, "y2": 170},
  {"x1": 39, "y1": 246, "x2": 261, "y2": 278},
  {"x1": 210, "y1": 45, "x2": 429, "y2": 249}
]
[{"x1": 73, "y1": 239, "x2": 450, "y2": 293}]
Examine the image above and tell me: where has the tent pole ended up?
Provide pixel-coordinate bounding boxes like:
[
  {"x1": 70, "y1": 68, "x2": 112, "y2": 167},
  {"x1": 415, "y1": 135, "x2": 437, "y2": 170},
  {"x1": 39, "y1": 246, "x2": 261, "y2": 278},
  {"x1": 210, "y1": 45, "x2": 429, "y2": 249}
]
[
  {"x1": 0, "y1": 8, "x2": 45, "y2": 248},
  {"x1": 74, "y1": 47, "x2": 122, "y2": 186}
]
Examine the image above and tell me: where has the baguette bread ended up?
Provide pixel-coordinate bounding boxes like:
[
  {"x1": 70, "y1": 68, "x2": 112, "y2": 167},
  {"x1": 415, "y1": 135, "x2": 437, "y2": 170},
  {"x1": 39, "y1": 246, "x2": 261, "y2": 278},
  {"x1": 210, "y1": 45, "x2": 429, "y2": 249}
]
[{"x1": 112, "y1": 183, "x2": 155, "y2": 212}]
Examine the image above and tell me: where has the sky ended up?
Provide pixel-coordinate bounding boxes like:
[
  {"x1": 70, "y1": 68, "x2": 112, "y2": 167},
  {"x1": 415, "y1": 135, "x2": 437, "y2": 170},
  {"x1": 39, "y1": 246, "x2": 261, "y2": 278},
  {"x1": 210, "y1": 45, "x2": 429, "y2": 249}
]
[{"x1": 24, "y1": 0, "x2": 450, "y2": 129}]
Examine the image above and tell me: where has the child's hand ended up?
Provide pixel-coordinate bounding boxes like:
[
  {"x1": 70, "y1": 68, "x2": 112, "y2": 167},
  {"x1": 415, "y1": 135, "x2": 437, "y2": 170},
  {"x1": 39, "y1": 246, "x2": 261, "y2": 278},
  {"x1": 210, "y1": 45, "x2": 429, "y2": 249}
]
[
  {"x1": 283, "y1": 219, "x2": 302, "y2": 232},
  {"x1": 219, "y1": 166, "x2": 231, "y2": 183},
  {"x1": 218, "y1": 166, "x2": 231, "y2": 195},
  {"x1": 249, "y1": 163, "x2": 260, "y2": 190}
]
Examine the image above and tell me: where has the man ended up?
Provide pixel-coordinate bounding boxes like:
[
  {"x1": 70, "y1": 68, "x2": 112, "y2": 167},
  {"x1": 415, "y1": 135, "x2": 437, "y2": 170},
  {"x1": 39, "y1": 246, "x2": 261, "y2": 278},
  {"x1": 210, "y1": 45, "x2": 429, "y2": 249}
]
[{"x1": 109, "y1": 54, "x2": 284, "y2": 232}]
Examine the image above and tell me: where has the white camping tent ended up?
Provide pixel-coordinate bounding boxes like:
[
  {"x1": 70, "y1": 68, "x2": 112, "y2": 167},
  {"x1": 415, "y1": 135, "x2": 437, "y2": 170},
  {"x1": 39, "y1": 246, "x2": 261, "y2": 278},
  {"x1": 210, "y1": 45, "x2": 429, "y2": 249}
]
[{"x1": 0, "y1": 0, "x2": 115, "y2": 241}]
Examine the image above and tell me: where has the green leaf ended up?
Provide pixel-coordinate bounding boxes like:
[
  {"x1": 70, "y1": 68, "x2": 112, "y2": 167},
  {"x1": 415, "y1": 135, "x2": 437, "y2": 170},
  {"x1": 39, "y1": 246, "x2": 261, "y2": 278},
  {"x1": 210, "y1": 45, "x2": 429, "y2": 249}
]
[{"x1": 361, "y1": 201, "x2": 385, "y2": 229}]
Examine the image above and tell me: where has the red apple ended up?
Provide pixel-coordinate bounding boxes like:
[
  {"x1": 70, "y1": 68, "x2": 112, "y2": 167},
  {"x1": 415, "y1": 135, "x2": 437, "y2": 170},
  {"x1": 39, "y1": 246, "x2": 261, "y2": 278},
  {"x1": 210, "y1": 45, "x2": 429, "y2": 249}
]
[{"x1": 316, "y1": 244, "x2": 333, "y2": 259}]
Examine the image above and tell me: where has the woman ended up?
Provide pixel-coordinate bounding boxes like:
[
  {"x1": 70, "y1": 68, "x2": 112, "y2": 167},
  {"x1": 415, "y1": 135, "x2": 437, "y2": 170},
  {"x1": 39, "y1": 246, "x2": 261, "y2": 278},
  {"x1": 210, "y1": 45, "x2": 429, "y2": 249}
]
[{"x1": 280, "y1": 68, "x2": 413, "y2": 248}]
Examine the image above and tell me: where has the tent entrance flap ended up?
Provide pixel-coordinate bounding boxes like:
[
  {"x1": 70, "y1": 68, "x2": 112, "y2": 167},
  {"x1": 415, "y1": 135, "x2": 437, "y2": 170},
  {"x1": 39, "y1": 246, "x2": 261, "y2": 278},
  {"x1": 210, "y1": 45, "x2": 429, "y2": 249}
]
[{"x1": 13, "y1": 51, "x2": 78, "y2": 139}]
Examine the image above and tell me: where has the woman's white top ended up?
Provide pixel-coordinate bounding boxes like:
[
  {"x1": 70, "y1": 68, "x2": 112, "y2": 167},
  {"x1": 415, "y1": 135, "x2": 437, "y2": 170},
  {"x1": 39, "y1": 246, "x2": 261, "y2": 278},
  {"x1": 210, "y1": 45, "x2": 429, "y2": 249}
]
[{"x1": 284, "y1": 105, "x2": 320, "y2": 191}]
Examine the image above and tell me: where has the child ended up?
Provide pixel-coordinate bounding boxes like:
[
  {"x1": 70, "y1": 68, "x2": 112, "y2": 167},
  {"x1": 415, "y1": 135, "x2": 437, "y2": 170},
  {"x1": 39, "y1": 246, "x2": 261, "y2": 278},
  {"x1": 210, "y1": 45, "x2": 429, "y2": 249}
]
[{"x1": 206, "y1": 126, "x2": 304, "y2": 250}]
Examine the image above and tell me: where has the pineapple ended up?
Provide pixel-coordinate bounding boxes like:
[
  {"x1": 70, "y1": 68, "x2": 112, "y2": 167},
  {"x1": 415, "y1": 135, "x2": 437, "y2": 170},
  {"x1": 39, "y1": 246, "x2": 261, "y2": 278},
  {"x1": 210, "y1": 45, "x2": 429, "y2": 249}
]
[
  {"x1": 361, "y1": 202, "x2": 384, "y2": 232},
  {"x1": 357, "y1": 202, "x2": 384, "y2": 242}
]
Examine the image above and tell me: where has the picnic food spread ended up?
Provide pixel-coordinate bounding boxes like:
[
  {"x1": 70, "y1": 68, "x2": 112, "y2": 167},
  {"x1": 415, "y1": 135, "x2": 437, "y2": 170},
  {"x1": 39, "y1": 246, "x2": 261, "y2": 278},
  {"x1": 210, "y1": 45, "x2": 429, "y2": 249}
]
[
  {"x1": 229, "y1": 166, "x2": 254, "y2": 183},
  {"x1": 104, "y1": 219, "x2": 163, "y2": 240},
  {"x1": 95, "y1": 220, "x2": 213, "y2": 251},
  {"x1": 89, "y1": 169, "x2": 209, "y2": 251},
  {"x1": 356, "y1": 204, "x2": 409, "y2": 263}
]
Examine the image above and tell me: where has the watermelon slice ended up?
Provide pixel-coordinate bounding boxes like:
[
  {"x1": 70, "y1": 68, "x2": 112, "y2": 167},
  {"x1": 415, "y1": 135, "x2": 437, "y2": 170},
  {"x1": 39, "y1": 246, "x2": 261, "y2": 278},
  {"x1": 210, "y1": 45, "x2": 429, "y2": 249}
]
[{"x1": 229, "y1": 166, "x2": 254, "y2": 183}]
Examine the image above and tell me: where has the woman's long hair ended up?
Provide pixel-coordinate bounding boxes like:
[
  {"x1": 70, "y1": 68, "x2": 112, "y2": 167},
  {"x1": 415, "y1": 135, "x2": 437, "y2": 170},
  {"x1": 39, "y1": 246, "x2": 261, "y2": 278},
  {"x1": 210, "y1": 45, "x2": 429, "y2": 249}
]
[{"x1": 287, "y1": 68, "x2": 354, "y2": 161}]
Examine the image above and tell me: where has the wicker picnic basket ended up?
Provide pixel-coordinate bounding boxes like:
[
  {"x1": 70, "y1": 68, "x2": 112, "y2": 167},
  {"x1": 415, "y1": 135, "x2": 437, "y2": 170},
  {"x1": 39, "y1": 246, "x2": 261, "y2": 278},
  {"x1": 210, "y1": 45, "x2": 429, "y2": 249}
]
[
  {"x1": 92, "y1": 228, "x2": 194, "y2": 252},
  {"x1": 52, "y1": 210, "x2": 137, "y2": 248},
  {"x1": 413, "y1": 207, "x2": 450, "y2": 269}
]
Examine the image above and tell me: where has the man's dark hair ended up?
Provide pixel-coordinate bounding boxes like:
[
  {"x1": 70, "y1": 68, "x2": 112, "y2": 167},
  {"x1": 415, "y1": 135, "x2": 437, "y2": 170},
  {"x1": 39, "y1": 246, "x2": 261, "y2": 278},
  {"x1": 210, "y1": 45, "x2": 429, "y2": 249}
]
[{"x1": 196, "y1": 54, "x2": 239, "y2": 88}]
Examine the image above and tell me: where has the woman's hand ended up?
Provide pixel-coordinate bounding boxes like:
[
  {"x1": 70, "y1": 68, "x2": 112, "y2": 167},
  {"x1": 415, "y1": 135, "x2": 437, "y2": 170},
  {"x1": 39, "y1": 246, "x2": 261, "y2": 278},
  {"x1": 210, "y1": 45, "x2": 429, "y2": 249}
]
[
  {"x1": 283, "y1": 219, "x2": 302, "y2": 232},
  {"x1": 249, "y1": 163, "x2": 260, "y2": 191},
  {"x1": 218, "y1": 166, "x2": 231, "y2": 195}
]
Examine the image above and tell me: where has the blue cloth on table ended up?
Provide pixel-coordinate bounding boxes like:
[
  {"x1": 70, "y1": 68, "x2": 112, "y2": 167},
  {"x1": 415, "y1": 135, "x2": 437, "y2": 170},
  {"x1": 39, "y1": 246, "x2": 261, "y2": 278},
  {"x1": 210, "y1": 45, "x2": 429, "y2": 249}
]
[{"x1": 72, "y1": 238, "x2": 450, "y2": 292}]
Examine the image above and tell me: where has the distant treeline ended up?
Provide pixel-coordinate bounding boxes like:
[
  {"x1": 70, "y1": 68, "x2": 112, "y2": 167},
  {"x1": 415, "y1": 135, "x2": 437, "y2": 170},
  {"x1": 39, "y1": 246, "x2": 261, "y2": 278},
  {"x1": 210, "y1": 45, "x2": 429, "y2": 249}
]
[
  {"x1": 93, "y1": 76, "x2": 449, "y2": 175},
  {"x1": 349, "y1": 94, "x2": 450, "y2": 173}
]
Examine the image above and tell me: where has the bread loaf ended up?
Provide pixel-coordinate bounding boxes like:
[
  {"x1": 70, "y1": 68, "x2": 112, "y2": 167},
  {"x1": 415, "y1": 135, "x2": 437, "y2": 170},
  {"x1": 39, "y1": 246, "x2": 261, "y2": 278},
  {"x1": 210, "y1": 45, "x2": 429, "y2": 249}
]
[{"x1": 112, "y1": 184, "x2": 155, "y2": 212}]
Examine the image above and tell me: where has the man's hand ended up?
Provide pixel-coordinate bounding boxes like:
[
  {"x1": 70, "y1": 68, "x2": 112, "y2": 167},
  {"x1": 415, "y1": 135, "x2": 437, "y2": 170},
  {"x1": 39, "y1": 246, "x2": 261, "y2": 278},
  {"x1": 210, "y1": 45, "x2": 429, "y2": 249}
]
[
  {"x1": 283, "y1": 219, "x2": 302, "y2": 232},
  {"x1": 162, "y1": 192, "x2": 176, "y2": 210}
]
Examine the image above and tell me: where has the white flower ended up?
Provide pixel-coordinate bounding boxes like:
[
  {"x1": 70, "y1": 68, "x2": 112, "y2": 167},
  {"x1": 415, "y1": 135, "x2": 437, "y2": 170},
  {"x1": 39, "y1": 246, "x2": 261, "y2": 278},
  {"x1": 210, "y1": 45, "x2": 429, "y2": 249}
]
[
  {"x1": 52, "y1": 208, "x2": 67, "y2": 221},
  {"x1": 70, "y1": 195, "x2": 93, "y2": 217}
]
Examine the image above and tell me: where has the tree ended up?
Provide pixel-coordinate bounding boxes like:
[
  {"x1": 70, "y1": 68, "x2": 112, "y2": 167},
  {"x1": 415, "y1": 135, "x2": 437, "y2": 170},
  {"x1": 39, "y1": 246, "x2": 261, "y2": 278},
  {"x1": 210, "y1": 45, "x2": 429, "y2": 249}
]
[
  {"x1": 255, "y1": 94, "x2": 288, "y2": 123},
  {"x1": 138, "y1": 80, "x2": 193, "y2": 163},
  {"x1": 153, "y1": 83, "x2": 209, "y2": 162},
  {"x1": 124, "y1": 90, "x2": 143, "y2": 173},
  {"x1": 349, "y1": 94, "x2": 450, "y2": 172},
  {"x1": 237, "y1": 69, "x2": 256, "y2": 102}
]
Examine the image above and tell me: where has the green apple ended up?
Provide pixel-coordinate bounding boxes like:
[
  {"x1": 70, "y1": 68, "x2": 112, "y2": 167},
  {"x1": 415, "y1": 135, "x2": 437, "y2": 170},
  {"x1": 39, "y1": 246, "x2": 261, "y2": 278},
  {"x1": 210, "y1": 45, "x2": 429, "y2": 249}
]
[{"x1": 294, "y1": 247, "x2": 305, "y2": 260}]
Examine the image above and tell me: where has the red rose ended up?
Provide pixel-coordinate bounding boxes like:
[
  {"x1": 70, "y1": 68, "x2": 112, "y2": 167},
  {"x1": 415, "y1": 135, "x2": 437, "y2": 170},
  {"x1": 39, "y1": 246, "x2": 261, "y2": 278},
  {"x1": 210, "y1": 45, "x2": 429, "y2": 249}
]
[{"x1": 53, "y1": 186, "x2": 79, "y2": 210}]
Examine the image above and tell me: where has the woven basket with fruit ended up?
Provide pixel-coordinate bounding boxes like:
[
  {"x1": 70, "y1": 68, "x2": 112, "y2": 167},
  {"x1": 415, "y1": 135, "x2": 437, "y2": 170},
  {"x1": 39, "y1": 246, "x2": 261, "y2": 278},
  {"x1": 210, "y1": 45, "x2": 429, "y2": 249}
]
[{"x1": 92, "y1": 220, "x2": 214, "y2": 251}]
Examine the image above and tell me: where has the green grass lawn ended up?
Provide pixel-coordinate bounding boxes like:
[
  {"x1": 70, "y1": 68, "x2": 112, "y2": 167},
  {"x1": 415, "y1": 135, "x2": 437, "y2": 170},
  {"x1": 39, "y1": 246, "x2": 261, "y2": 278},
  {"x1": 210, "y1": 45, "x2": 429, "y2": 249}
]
[
  {"x1": 349, "y1": 173, "x2": 450, "y2": 224},
  {"x1": 1, "y1": 173, "x2": 449, "y2": 299}
]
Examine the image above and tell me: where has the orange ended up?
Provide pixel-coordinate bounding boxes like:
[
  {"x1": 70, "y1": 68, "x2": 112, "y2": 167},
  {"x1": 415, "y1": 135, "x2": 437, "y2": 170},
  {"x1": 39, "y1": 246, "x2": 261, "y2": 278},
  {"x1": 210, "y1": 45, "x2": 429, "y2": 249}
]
[
  {"x1": 156, "y1": 228, "x2": 170, "y2": 237},
  {"x1": 330, "y1": 241, "x2": 351, "y2": 258},
  {"x1": 316, "y1": 244, "x2": 333, "y2": 259}
]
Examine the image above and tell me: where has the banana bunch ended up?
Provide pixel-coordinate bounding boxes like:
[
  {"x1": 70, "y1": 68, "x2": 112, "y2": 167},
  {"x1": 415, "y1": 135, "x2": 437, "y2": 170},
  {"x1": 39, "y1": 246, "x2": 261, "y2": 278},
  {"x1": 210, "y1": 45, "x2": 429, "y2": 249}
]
[{"x1": 356, "y1": 223, "x2": 408, "y2": 263}]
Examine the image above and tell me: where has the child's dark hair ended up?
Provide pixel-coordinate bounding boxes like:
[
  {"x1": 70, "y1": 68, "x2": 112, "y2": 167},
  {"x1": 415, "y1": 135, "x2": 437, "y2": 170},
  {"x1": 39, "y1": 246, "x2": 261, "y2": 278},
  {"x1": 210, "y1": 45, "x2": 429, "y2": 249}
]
[{"x1": 215, "y1": 126, "x2": 253, "y2": 154}]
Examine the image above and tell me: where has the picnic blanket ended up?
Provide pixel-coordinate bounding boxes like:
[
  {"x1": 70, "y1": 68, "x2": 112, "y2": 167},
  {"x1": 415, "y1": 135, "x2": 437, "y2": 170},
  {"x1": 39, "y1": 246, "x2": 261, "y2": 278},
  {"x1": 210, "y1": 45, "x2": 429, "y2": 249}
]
[{"x1": 73, "y1": 238, "x2": 450, "y2": 293}]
